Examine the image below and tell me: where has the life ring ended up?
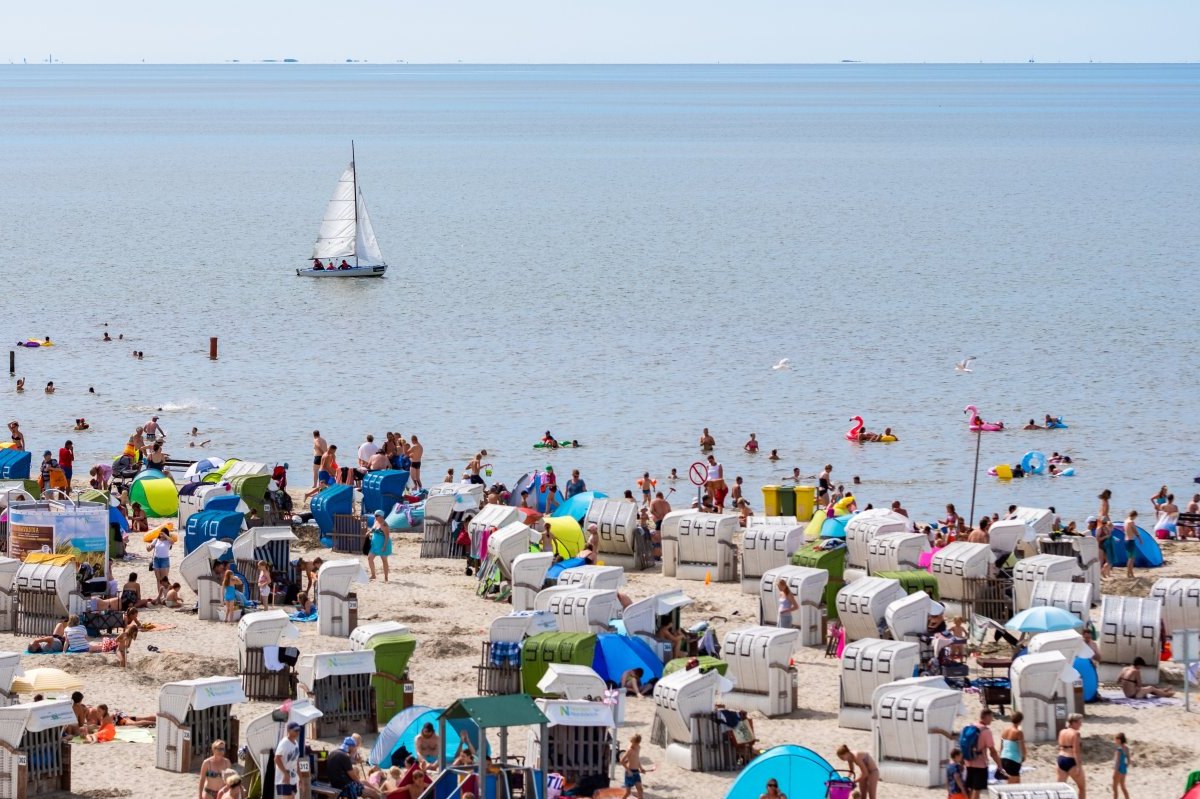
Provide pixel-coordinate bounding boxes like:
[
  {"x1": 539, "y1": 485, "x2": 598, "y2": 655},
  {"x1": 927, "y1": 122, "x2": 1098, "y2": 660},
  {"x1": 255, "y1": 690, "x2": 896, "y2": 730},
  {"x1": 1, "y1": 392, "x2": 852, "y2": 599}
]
[
  {"x1": 1021, "y1": 451, "x2": 1047, "y2": 475},
  {"x1": 878, "y1": 434, "x2": 897, "y2": 443},
  {"x1": 1046, "y1": 417, "x2": 1068, "y2": 429}
]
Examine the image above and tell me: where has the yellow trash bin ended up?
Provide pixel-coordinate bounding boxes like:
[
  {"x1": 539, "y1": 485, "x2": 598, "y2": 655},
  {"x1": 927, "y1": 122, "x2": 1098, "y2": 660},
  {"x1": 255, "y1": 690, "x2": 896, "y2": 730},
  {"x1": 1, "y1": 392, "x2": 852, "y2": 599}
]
[
  {"x1": 762, "y1": 485, "x2": 782, "y2": 517},
  {"x1": 794, "y1": 485, "x2": 816, "y2": 522}
]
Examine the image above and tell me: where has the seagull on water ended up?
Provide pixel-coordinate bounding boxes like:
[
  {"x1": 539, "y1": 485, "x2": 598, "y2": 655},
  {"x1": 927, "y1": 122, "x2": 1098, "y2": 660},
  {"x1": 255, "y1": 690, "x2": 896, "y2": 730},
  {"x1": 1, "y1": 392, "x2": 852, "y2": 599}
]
[
  {"x1": 955, "y1": 356, "x2": 977, "y2": 374},
  {"x1": 772, "y1": 358, "x2": 791, "y2": 371}
]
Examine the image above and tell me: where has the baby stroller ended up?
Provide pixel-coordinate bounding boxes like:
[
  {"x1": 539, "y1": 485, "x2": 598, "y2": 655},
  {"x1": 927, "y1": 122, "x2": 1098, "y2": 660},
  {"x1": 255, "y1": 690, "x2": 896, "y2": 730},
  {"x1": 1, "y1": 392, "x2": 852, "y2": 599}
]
[{"x1": 110, "y1": 454, "x2": 141, "y2": 492}]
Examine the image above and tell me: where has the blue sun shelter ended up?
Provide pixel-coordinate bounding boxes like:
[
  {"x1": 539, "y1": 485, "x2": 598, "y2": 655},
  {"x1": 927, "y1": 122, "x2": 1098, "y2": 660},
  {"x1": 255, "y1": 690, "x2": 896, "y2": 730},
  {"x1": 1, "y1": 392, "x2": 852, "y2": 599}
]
[
  {"x1": 1108, "y1": 523, "x2": 1163, "y2": 568},
  {"x1": 370, "y1": 706, "x2": 481, "y2": 768},
  {"x1": 724, "y1": 745, "x2": 841, "y2": 799}
]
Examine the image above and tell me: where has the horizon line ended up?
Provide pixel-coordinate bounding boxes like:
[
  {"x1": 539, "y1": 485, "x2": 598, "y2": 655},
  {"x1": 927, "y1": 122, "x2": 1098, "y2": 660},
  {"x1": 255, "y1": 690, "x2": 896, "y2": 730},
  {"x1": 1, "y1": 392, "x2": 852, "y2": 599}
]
[{"x1": 4, "y1": 59, "x2": 1199, "y2": 67}]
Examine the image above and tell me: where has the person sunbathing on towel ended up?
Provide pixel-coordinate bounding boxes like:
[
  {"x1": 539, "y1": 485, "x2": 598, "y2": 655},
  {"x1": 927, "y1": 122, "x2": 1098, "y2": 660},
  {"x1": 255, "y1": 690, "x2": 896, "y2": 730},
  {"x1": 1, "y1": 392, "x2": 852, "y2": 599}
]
[{"x1": 1118, "y1": 658, "x2": 1175, "y2": 699}]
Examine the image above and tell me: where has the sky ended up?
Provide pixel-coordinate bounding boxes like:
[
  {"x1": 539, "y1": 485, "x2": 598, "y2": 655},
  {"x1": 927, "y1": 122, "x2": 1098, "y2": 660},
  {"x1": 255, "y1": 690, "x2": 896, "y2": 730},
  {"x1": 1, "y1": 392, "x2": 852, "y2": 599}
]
[{"x1": 2, "y1": 1, "x2": 1197, "y2": 64}]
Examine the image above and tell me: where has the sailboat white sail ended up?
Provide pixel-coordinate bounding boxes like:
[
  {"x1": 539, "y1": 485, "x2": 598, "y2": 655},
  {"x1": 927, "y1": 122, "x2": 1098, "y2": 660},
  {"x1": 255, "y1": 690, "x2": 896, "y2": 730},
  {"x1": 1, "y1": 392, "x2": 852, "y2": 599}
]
[{"x1": 298, "y1": 144, "x2": 388, "y2": 278}]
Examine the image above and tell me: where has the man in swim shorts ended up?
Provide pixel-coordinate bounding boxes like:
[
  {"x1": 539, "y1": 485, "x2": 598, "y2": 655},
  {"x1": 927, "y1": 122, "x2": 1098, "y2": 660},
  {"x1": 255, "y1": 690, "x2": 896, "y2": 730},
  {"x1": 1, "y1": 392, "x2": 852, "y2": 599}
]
[{"x1": 312, "y1": 430, "x2": 327, "y2": 488}]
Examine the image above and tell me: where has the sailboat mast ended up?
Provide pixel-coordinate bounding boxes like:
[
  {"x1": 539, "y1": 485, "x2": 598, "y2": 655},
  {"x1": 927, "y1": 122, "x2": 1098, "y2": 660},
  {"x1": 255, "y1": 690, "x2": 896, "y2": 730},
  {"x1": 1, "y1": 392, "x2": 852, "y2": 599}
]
[{"x1": 351, "y1": 140, "x2": 359, "y2": 267}]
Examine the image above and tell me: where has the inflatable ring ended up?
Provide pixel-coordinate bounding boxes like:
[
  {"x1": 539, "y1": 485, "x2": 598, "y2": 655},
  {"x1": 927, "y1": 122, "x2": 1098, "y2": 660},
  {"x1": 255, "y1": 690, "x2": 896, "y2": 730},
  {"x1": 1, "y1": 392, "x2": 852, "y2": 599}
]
[
  {"x1": 142, "y1": 522, "x2": 178, "y2": 543},
  {"x1": 878, "y1": 434, "x2": 897, "y2": 442},
  {"x1": 1046, "y1": 417, "x2": 1068, "y2": 429},
  {"x1": 993, "y1": 464, "x2": 1013, "y2": 479},
  {"x1": 1021, "y1": 451, "x2": 1047, "y2": 475},
  {"x1": 1059, "y1": 467, "x2": 1075, "y2": 477}
]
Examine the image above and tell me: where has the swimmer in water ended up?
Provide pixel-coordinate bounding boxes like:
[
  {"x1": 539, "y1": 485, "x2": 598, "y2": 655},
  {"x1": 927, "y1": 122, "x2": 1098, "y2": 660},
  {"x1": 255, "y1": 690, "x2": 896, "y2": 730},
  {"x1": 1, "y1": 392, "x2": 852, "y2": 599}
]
[
  {"x1": 103, "y1": 332, "x2": 111, "y2": 342},
  {"x1": 188, "y1": 440, "x2": 212, "y2": 448},
  {"x1": 74, "y1": 418, "x2": 89, "y2": 431},
  {"x1": 541, "y1": 431, "x2": 559, "y2": 449},
  {"x1": 1024, "y1": 419, "x2": 1042, "y2": 430},
  {"x1": 570, "y1": 439, "x2": 581, "y2": 447},
  {"x1": 668, "y1": 468, "x2": 679, "y2": 481},
  {"x1": 189, "y1": 427, "x2": 199, "y2": 437},
  {"x1": 768, "y1": 448, "x2": 780, "y2": 461},
  {"x1": 45, "y1": 381, "x2": 55, "y2": 394},
  {"x1": 88, "y1": 387, "x2": 96, "y2": 394},
  {"x1": 15, "y1": 377, "x2": 24, "y2": 393}
]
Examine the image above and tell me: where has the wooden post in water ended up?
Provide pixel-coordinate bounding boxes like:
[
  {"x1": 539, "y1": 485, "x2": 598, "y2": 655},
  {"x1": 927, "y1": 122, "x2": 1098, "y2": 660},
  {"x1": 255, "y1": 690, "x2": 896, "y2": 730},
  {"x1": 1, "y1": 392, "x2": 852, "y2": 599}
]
[
  {"x1": 209, "y1": 337, "x2": 218, "y2": 361},
  {"x1": 7, "y1": 350, "x2": 13, "y2": 375}
]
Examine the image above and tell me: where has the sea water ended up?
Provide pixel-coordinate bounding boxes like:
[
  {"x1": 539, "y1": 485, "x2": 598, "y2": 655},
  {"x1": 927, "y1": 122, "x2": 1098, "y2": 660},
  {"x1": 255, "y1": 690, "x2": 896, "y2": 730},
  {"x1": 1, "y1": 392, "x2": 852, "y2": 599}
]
[{"x1": 0, "y1": 64, "x2": 1197, "y2": 523}]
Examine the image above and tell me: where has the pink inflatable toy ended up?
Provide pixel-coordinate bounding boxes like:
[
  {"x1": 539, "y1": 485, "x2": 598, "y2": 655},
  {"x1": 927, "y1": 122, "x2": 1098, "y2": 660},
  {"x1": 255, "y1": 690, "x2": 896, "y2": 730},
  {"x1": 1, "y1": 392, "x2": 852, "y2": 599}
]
[
  {"x1": 845, "y1": 416, "x2": 864, "y2": 442},
  {"x1": 963, "y1": 404, "x2": 1004, "y2": 432}
]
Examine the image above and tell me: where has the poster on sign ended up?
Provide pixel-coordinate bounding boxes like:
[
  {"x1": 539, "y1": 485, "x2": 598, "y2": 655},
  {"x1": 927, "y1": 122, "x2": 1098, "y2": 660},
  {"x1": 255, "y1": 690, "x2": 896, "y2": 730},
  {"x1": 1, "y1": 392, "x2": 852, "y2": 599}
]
[{"x1": 5, "y1": 500, "x2": 109, "y2": 572}]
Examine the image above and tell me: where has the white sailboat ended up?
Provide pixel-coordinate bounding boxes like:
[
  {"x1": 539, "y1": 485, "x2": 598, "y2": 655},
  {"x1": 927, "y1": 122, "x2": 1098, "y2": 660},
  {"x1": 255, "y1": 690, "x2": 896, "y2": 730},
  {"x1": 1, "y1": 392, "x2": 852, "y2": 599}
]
[{"x1": 297, "y1": 142, "x2": 388, "y2": 278}]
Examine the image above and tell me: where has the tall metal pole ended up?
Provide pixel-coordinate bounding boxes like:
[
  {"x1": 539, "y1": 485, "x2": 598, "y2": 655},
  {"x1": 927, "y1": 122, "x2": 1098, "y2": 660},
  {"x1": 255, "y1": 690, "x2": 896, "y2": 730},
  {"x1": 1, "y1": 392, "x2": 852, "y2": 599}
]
[
  {"x1": 968, "y1": 427, "x2": 982, "y2": 526},
  {"x1": 351, "y1": 140, "x2": 358, "y2": 267}
]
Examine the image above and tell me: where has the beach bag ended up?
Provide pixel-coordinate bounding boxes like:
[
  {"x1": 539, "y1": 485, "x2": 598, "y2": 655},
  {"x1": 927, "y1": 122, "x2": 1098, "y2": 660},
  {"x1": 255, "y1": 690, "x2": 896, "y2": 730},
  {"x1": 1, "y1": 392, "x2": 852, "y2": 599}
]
[
  {"x1": 958, "y1": 725, "x2": 981, "y2": 762},
  {"x1": 361, "y1": 532, "x2": 372, "y2": 556},
  {"x1": 456, "y1": 527, "x2": 471, "y2": 549}
]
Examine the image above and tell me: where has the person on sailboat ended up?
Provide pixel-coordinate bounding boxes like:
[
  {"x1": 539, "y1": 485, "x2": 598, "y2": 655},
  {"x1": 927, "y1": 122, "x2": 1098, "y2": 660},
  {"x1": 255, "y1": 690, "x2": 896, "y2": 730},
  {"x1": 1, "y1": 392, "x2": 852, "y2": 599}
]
[
  {"x1": 313, "y1": 260, "x2": 325, "y2": 270},
  {"x1": 339, "y1": 259, "x2": 350, "y2": 269}
]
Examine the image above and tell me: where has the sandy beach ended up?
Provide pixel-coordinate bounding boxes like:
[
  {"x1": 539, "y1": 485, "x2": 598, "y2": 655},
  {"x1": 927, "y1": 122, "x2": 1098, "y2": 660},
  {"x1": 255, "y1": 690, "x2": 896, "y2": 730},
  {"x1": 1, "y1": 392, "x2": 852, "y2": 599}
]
[{"x1": 4, "y1": 485, "x2": 1198, "y2": 799}]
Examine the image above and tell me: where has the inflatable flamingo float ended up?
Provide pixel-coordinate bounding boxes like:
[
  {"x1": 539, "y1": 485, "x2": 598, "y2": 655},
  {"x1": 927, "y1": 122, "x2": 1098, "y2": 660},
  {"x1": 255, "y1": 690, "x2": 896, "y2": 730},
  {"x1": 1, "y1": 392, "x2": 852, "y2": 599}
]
[
  {"x1": 964, "y1": 405, "x2": 1004, "y2": 432},
  {"x1": 845, "y1": 416, "x2": 865, "y2": 441},
  {"x1": 845, "y1": 416, "x2": 897, "y2": 442}
]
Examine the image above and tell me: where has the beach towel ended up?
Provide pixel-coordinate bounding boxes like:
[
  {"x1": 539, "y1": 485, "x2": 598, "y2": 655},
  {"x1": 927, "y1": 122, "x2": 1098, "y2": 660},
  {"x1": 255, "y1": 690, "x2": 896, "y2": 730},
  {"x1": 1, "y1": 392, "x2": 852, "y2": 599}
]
[
  {"x1": 1098, "y1": 689, "x2": 1181, "y2": 708},
  {"x1": 289, "y1": 609, "x2": 318, "y2": 623},
  {"x1": 489, "y1": 641, "x2": 521, "y2": 667},
  {"x1": 263, "y1": 645, "x2": 284, "y2": 671}
]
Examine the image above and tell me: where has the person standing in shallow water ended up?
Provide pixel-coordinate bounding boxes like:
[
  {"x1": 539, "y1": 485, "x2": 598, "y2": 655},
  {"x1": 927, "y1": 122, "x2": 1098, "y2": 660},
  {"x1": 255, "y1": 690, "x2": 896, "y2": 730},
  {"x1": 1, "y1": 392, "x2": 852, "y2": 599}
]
[{"x1": 699, "y1": 428, "x2": 715, "y2": 451}]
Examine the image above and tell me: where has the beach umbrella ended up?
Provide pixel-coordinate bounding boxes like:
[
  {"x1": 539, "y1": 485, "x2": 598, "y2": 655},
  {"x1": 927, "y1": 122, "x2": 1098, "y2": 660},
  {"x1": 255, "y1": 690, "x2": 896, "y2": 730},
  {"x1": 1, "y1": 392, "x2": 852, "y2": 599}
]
[
  {"x1": 184, "y1": 457, "x2": 225, "y2": 483},
  {"x1": 551, "y1": 491, "x2": 608, "y2": 521},
  {"x1": 1006, "y1": 606, "x2": 1083, "y2": 634},
  {"x1": 592, "y1": 634, "x2": 663, "y2": 685},
  {"x1": 12, "y1": 667, "x2": 81, "y2": 695}
]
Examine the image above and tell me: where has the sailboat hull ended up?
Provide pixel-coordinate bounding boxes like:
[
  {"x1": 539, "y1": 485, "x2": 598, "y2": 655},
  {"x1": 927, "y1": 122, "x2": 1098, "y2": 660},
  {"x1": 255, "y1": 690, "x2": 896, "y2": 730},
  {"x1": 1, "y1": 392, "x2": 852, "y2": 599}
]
[{"x1": 297, "y1": 265, "x2": 387, "y2": 278}]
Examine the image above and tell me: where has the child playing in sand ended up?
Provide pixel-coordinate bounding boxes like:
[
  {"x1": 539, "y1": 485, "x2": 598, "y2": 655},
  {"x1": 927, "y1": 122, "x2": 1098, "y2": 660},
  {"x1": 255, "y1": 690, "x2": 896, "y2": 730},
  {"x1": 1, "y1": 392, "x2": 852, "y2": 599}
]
[
  {"x1": 1112, "y1": 732, "x2": 1130, "y2": 799},
  {"x1": 620, "y1": 734, "x2": 653, "y2": 799},
  {"x1": 163, "y1": 582, "x2": 183, "y2": 608}
]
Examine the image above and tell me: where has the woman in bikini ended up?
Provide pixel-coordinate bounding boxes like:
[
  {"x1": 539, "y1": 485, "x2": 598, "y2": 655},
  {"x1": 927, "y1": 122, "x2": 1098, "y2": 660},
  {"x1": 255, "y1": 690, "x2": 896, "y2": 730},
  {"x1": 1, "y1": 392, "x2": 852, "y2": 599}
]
[
  {"x1": 836, "y1": 745, "x2": 880, "y2": 799},
  {"x1": 1055, "y1": 714, "x2": 1085, "y2": 797},
  {"x1": 198, "y1": 740, "x2": 232, "y2": 799}
]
